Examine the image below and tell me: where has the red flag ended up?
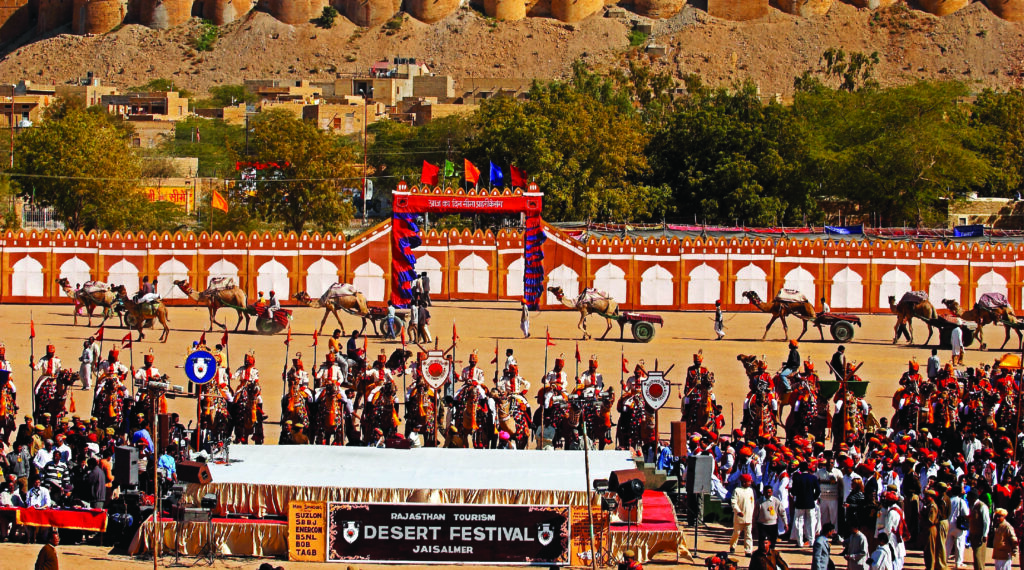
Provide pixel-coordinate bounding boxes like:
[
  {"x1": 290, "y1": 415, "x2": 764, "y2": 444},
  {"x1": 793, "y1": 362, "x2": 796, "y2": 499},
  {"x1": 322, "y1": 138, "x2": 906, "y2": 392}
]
[
  {"x1": 575, "y1": 342, "x2": 581, "y2": 363},
  {"x1": 420, "y1": 161, "x2": 440, "y2": 186},
  {"x1": 465, "y1": 159, "x2": 481, "y2": 187},
  {"x1": 285, "y1": 327, "x2": 292, "y2": 345},
  {"x1": 312, "y1": 330, "x2": 319, "y2": 347},
  {"x1": 363, "y1": 334, "x2": 368, "y2": 355},
  {"x1": 29, "y1": 319, "x2": 34, "y2": 339},
  {"x1": 400, "y1": 325, "x2": 406, "y2": 348},
  {"x1": 95, "y1": 326, "x2": 104, "y2": 342},
  {"x1": 121, "y1": 333, "x2": 132, "y2": 349},
  {"x1": 199, "y1": 331, "x2": 206, "y2": 346},
  {"x1": 490, "y1": 345, "x2": 498, "y2": 365},
  {"x1": 622, "y1": 356, "x2": 629, "y2": 373},
  {"x1": 510, "y1": 165, "x2": 528, "y2": 187},
  {"x1": 221, "y1": 331, "x2": 229, "y2": 346},
  {"x1": 546, "y1": 329, "x2": 555, "y2": 347},
  {"x1": 452, "y1": 323, "x2": 458, "y2": 344}
]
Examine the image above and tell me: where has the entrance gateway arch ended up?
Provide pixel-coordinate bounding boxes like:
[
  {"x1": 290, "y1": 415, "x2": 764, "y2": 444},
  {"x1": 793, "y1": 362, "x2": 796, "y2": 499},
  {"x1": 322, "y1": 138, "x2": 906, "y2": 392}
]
[{"x1": 390, "y1": 181, "x2": 545, "y2": 309}]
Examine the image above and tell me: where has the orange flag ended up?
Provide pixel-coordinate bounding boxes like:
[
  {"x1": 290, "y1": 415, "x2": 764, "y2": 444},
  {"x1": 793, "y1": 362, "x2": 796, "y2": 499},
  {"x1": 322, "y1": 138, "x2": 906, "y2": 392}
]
[
  {"x1": 211, "y1": 190, "x2": 229, "y2": 213},
  {"x1": 546, "y1": 329, "x2": 555, "y2": 347},
  {"x1": 465, "y1": 159, "x2": 481, "y2": 187}
]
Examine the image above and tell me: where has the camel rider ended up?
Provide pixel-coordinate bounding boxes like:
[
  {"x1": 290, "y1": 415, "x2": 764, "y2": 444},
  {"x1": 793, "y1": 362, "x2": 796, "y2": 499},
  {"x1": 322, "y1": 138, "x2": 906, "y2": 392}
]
[
  {"x1": 900, "y1": 361, "x2": 923, "y2": 392},
  {"x1": 0, "y1": 345, "x2": 16, "y2": 414},
  {"x1": 135, "y1": 276, "x2": 160, "y2": 305},
  {"x1": 266, "y1": 291, "x2": 280, "y2": 321},
  {"x1": 0, "y1": 343, "x2": 14, "y2": 387},
  {"x1": 624, "y1": 362, "x2": 647, "y2": 393},
  {"x1": 579, "y1": 357, "x2": 603, "y2": 389},
  {"x1": 346, "y1": 330, "x2": 365, "y2": 371},
  {"x1": 502, "y1": 348, "x2": 518, "y2": 380},
  {"x1": 363, "y1": 352, "x2": 394, "y2": 406},
  {"x1": 233, "y1": 354, "x2": 260, "y2": 387},
  {"x1": 98, "y1": 350, "x2": 129, "y2": 380},
  {"x1": 460, "y1": 351, "x2": 487, "y2": 398},
  {"x1": 498, "y1": 364, "x2": 531, "y2": 396},
  {"x1": 287, "y1": 356, "x2": 311, "y2": 391},
  {"x1": 749, "y1": 360, "x2": 773, "y2": 392},
  {"x1": 685, "y1": 353, "x2": 709, "y2": 394},
  {"x1": 843, "y1": 362, "x2": 864, "y2": 383},
  {"x1": 798, "y1": 360, "x2": 820, "y2": 393},
  {"x1": 31, "y1": 345, "x2": 61, "y2": 377},
  {"x1": 316, "y1": 353, "x2": 345, "y2": 390},
  {"x1": 779, "y1": 339, "x2": 800, "y2": 391}
]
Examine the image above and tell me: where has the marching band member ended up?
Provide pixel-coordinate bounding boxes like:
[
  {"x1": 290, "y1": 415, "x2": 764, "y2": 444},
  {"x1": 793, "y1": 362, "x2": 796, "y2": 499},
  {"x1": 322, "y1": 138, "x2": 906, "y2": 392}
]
[
  {"x1": 31, "y1": 345, "x2": 61, "y2": 377},
  {"x1": 578, "y1": 356, "x2": 603, "y2": 389},
  {"x1": 232, "y1": 353, "x2": 260, "y2": 386}
]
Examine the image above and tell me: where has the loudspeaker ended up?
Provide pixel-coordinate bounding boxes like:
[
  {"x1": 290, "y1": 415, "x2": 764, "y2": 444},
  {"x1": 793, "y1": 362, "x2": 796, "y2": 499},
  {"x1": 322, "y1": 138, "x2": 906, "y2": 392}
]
[
  {"x1": 113, "y1": 445, "x2": 139, "y2": 489},
  {"x1": 609, "y1": 469, "x2": 647, "y2": 490},
  {"x1": 686, "y1": 455, "x2": 714, "y2": 495},
  {"x1": 177, "y1": 460, "x2": 213, "y2": 485},
  {"x1": 670, "y1": 421, "x2": 686, "y2": 458},
  {"x1": 157, "y1": 413, "x2": 170, "y2": 451}
]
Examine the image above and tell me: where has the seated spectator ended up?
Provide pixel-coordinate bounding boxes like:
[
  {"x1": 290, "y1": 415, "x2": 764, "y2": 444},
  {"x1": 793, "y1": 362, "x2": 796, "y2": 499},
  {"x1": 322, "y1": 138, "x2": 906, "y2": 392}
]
[
  {"x1": 26, "y1": 476, "x2": 51, "y2": 509},
  {"x1": 41, "y1": 455, "x2": 67, "y2": 494},
  {"x1": 0, "y1": 475, "x2": 23, "y2": 541},
  {"x1": 32, "y1": 439, "x2": 54, "y2": 474}
]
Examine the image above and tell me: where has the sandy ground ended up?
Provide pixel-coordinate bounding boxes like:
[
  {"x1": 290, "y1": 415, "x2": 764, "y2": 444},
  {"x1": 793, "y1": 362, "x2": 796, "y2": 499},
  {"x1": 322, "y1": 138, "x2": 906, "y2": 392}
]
[{"x1": 0, "y1": 300, "x2": 995, "y2": 568}]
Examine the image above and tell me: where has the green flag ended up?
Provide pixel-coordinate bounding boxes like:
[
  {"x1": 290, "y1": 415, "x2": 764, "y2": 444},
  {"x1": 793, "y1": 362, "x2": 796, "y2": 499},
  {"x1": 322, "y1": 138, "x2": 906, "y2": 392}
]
[{"x1": 443, "y1": 160, "x2": 455, "y2": 178}]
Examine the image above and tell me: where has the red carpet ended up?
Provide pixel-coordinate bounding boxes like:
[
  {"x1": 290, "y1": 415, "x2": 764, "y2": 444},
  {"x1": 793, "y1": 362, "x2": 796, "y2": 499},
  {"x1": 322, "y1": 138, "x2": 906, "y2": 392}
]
[{"x1": 610, "y1": 490, "x2": 679, "y2": 532}]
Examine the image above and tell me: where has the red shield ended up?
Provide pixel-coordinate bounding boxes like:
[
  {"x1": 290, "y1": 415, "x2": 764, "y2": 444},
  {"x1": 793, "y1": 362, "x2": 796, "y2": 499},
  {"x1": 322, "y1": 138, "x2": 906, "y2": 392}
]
[{"x1": 642, "y1": 372, "x2": 671, "y2": 410}]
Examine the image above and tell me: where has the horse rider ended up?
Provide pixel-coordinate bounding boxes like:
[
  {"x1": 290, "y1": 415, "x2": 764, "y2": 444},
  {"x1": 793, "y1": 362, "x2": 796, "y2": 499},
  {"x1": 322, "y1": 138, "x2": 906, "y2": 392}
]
[
  {"x1": 579, "y1": 356, "x2": 603, "y2": 389},
  {"x1": 316, "y1": 353, "x2": 346, "y2": 390},
  {"x1": 266, "y1": 291, "x2": 280, "y2": 321},
  {"x1": 624, "y1": 361, "x2": 647, "y2": 393},
  {"x1": 232, "y1": 354, "x2": 260, "y2": 387},
  {"x1": 685, "y1": 352, "x2": 710, "y2": 395},
  {"x1": 31, "y1": 344, "x2": 61, "y2": 377},
  {"x1": 98, "y1": 350, "x2": 129, "y2": 381}
]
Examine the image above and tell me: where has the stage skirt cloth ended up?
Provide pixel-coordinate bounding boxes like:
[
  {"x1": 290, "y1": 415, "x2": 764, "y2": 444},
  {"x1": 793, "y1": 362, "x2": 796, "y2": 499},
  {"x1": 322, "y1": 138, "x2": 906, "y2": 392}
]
[
  {"x1": 609, "y1": 491, "x2": 691, "y2": 563},
  {"x1": 183, "y1": 483, "x2": 591, "y2": 518},
  {"x1": 0, "y1": 507, "x2": 108, "y2": 532},
  {"x1": 129, "y1": 515, "x2": 287, "y2": 557}
]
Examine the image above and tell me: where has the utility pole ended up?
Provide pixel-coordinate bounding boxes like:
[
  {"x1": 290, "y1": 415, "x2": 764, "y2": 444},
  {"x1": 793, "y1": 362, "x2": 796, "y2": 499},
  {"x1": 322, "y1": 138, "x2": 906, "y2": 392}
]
[{"x1": 361, "y1": 87, "x2": 372, "y2": 225}]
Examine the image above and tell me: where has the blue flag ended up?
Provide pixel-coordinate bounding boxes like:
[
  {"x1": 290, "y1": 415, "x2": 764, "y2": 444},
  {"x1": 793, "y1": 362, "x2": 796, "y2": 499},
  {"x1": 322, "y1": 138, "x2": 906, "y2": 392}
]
[
  {"x1": 825, "y1": 225, "x2": 863, "y2": 235},
  {"x1": 489, "y1": 161, "x2": 504, "y2": 188}
]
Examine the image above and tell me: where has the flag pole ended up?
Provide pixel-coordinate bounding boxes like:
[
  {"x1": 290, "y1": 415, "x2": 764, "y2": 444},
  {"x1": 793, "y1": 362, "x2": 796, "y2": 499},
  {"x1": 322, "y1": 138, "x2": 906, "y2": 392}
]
[
  {"x1": 493, "y1": 339, "x2": 500, "y2": 385},
  {"x1": 312, "y1": 332, "x2": 318, "y2": 373},
  {"x1": 282, "y1": 328, "x2": 291, "y2": 397},
  {"x1": 29, "y1": 313, "x2": 35, "y2": 416},
  {"x1": 540, "y1": 327, "x2": 549, "y2": 450}
]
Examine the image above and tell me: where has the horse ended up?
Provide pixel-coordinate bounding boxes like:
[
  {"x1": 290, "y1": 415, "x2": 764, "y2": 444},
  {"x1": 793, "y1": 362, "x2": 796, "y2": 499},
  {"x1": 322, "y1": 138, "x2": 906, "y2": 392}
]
[
  {"x1": 232, "y1": 381, "x2": 264, "y2": 444},
  {"x1": 737, "y1": 354, "x2": 796, "y2": 421},
  {"x1": 314, "y1": 382, "x2": 347, "y2": 446},
  {"x1": 451, "y1": 382, "x2": 493, "y2": 449},
  {"x1": 34, "y1": 370, "x2": 79, "y2": 428},
  {"x1": 493, "y1": 389, "x2": 532, "y2": 450},
  {"x1": 91, "y1": 375, "x2": 125, "y2": 430},
  {"x1": 361, "y1": 378, "x2": 399, "y2": 441},
  {"x1": 616, "y1": 389, "x2": 654, "y2": 452},
  {"x1": 742, "y1": 388, "x2": 778, "y2": 442},
  {"x1": 199, "y1": 383, "x2": 233, "y2": 444},
  {"x1": 684, "y1": 371, "x2": 718, "y2": 438},
  {"x1": 406, "y1": 379, "x2": 441, "y2": 446}
]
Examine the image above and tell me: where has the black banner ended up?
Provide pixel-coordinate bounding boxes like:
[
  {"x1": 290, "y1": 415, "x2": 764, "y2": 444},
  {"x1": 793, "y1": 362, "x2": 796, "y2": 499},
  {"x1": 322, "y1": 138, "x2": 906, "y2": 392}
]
[{"x1": 326, "y1": 502, "x2": 570, "y2": 565}]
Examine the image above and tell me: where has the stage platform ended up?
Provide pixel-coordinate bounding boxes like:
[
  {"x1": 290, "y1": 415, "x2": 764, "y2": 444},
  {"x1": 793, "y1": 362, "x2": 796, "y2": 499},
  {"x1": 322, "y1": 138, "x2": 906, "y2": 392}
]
[
  {"x1": 185, "y1": 446, "x2": 636, "y2": 518},
  {"x1": 610, "y1": 490, "x2": 691, "y2": 563}
]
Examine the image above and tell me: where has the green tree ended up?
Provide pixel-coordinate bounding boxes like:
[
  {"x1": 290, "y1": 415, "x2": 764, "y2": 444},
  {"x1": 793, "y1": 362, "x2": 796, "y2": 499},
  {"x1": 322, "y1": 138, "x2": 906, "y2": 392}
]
[
  {"x1": 796, "y1": 81, "x2": 990, "y2": 227},
  {"x1": 648, "y1": 81, "x2": 816, "y2": 226},
  {"x1": 367, "y1": 115, "x2": 474, "y2": 194},
  {"x1": 11, "y1": 100, "x2": 157, "y2": 231},
  {"x1": 195, "y1": 85, "x2": 257, "y2": 108},
  {"x1": 240, "y1": 109, "x2": 358, "y2": 233},
  {"x1": 969, "y1": 88, "x2": 1024, "y2": 197},
  {"x1": 161, "y1": 116, "x2": 245, "y2": 177}
]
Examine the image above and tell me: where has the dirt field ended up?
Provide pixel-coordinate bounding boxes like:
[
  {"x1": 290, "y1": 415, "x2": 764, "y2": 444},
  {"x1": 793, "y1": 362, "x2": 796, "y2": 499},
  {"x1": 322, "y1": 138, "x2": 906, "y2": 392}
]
[{"x1": 0, "y1": 299, "x2": 984, "y2": 568}]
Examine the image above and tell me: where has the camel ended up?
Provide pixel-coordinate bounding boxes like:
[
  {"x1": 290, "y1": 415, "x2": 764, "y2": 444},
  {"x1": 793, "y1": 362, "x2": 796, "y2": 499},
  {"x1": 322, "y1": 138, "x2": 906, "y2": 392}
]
[
  {"x1": 742, "y1": 291, "x2": 816, "y2": 340},
  {"x1": 293, "y1": 285, "x2": 371, "y2": 335},
  {"x1": 173, "y1": 279, "x2": 250, "y2": 332},
  {"x1": 547, "y1": 286, "x2": 619, "y2": 340},
  {"x1": 56, "y1": 278, "x2": 118, "y2": 327},
  {"x1": 942, "y1": 298, "x2": 1022, "y2": 351},
  {"x1": 887, "y1": 294, "x2": 937, "y2": 345},
  {"x1": 112, "y1": 286, "x2": 171, "y2": 342}
]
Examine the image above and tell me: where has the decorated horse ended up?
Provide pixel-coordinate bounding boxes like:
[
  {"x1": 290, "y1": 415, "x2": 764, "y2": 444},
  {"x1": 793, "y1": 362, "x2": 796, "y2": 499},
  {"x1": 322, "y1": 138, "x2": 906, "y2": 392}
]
[
  {"x1": 452, "y1": 381, "x2": 493, "y2": 449},
  {"x1": 34, "y1": 370, "x2": 79, "y2": 428},
  {"x1": 684, "y1": 370, "x2": 718, "y2": 437},
  {"x1": 406, "y1": 377, "x2": 441, "y2": 446},
  {"x1": 198, "y1": 383, "x2": 233, "y2": 444},
  {"x1": 314, "y1": 381, "x2": 348, "y2": 445},
  {"x1": 493, "y1": 386, "x2": 532, "y2": 450},
  {"x1": 743, "y1": 385, "x2": 778, "y2": 441},
  {"x1": 737, "y1": 354, "x2": 796, "y2": 421},
  {"x1": 362, "y1": 377, "x2": 399, "y2": 441},
  {"x1": 616, "y1": 388, "x2": 655, "y2": 452},
  {"x1": 831, "y1": 389, "x2": 866, "y2": 449},
  {"x1": 232, "y1": 380, "x2": 265, "y2": 444},
  {"x1": 91, "y1": 374, "x2": 125, "y2": 430}
]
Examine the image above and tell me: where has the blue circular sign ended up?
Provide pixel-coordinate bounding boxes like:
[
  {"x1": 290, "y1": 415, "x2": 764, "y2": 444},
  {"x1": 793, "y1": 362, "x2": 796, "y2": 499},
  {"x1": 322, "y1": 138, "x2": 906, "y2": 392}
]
[{"x1": 185, "y1": 350, "x2": 217, "y2": 385}]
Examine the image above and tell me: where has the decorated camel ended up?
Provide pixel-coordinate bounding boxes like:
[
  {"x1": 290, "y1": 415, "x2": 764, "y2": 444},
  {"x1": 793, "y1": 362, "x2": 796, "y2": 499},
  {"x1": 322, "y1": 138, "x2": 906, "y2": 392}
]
[
  {"x1": 742, "y1": 290, "x2": 816, "y2": 340},
  {"x1": 547, "y1": 286, "x2": 619, "y2": 340},
  {"x1": 112, "y1": 285, "x2": 171, "y2": 342},
  {"x1": 173, "y1": 278, "x2": 250, "y2": 332},
  {"x1": 293, "y1": 283, "x2": 371, "y2": 335},
  {"x1": 56, "y1": 278, "x2": 119, "y2": 327},
  {"x1": 888, "y1": 293, "x2": 937, "y2": 345},
  {"x1": 942, "y1": 295, "x2": 1021, "y2": 351}
]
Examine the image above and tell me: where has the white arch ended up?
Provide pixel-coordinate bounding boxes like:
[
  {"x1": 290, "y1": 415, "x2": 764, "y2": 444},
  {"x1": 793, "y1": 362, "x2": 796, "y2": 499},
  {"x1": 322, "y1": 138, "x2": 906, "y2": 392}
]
[
  {"x1": 414, "y1": 254, "x2": 443, "y2": 296},
  {"x1": 506, "y1": 257, "x2": 525, "y2": 298},
  {"x1": 11, "y1": 256, "x2": 44, "y2": 297},
  {"x1": 353, "y1": 261, "x2": 385, "y2": 302},
  {"x1": 207, "y1": 258, "x2": 239, "y2": 287},
  {"x1": 106, "y1": 259, "x2": 139, "y2": 291},
  {"x1": 879, "y1": 268, "x2": 913, "y2": 307},
  {"x1": 305, "y1": 257, "x2": 338, "y2": 298},
  {"x1": 641, "y1": 264, "x2": 674, "y2": 306},
  {"x1": 547, "y1": 264, "x2": 580, "y2": 305},
  {"x1": 157, "y1": 258, "x2": 190, "y2": 299},
  {"x1": 929, "y1": 268, "x2": 961, "y2": 305},
  {"x1": 830, "y1": 267, "x2": 863, "y2": 309},
  {"x1": 457, "y1": 253, "x2": 489, "y2": 295},
  {"x1": 593, "y1": 263, "x2": 627, "y2": 303},
  {"x1": 976, "y1": 270, "x2": 1009, "y2": 302},
  {"x1": 686, "y1": 263, "x2": 719, "y2": 305},
  {"x1": 783, "y1": 266, "x2": 816, "y2": 301},
  {"x1": 734, "y1": 264, "x2": 768, "y2": 304},
  {"x1": 256, "y1": 259, "x2": 290, "y2": 298},
  {"x1": 59, "y1": 256, "x2": 91, "y2": 289}
]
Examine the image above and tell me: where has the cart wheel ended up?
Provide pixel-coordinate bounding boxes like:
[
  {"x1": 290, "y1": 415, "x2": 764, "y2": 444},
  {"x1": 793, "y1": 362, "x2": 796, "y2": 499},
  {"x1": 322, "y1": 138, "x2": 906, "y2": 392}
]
[
  {"x1": 962, "y1": 326, "x2": 975, "y2": 348},
  {"x1": 631, "y1": 322, "x2": 656, "y2": 343},
  {"x1": 124, "y1": 313, "x2": 138, "y2": 329},
  {"x1": 830, "y1": 321, "x2": 855, "y2": 343}
]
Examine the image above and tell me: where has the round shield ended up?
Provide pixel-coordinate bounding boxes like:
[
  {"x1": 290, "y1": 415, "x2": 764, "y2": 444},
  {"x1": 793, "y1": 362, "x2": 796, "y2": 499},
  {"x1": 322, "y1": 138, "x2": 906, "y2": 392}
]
[
  {"x1": 422, "y1": 351, "x2": 449, "y2": 389},
  {"x1": 185, "y1": 350, "x2": 217, "y2": 385},
  {"x1": 642, "y1": 371, "x2": 671, "y2": 410}
]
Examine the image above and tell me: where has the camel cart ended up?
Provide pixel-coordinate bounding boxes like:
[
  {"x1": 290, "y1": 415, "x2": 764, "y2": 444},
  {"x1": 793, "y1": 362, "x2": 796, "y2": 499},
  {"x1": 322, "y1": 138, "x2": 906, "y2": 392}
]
[
  {"x1": 611, "y1": 312, "x2": 664, "y2": 343},
  {"x1": 925, "y1": 316, "x2": 977, "y2": 349},
  {"x1": 812, "y1": 313, "x2": 862, "y2": 342}
]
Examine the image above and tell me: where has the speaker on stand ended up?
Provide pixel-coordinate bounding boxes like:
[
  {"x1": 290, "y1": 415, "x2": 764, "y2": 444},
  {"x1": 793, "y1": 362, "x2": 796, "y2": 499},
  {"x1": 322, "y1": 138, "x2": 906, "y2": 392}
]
[{"x1": 686, "y1": 455, "x2": 714, "y2": 556}]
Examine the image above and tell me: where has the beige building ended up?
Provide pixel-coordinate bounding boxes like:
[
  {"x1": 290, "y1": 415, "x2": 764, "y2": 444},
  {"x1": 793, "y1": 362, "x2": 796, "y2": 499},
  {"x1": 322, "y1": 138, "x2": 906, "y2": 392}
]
[
  {"x1": 948, "y1": 195, "x2": 1024, "y2": 229},
  {"x1": 245, "y1": 79, "x2": 323, "y2": 106},
  {"x1": 398, "y1": 98, "x2": 478, "y2": 126},
  {"x1": 56, "y1": 80, "x2": 119, "y2": 108},
  {"x1": 194, "y1": 103, "x2": 248, "y2": 125},
  {"x1": 0, "y1": 85, "x2": 52, "y2": 128},
  {"x1": 102, "y1": 91, "x2": 189, "y2": 121},
  {"x1": 302, "y1": 97, "x2": 387, "y2": 135},
  {"x1": 127, "y1": 119, "x2": 176, "y2": 148}
]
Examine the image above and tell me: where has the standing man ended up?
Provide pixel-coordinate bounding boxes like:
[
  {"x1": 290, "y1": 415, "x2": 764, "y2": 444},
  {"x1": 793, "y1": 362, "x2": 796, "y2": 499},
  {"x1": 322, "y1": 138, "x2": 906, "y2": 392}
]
[
  {"x1": 927, "y1": 349, "x2": 941, "y2": 381},
  {"x1": 78, "y1": 339, "x2": 95, "y2": 391},
  {"x1": 714, "y1": 300, "x2": 725, "y2": 340},
  {"x1": 923, "y1": 490, "x2": 943, "y2": 570},
  {"x1": 729, "y1": 473, "x2": 755, "y2": 556},
  {"x1": 993, "y1": 508, "x2": 1018, "y2": 570},
  {"x1": 520, "y1": 301, "x2": 530, "y2": 338},
  {"x1": 872, "y1": 532, "x2": 895, "y2": 570},
  {"x1": 34, "y1": 528, "x2": 59, "y2": 570},
  {"x1": 969, "y1": 489, "x2": 991, "y2": 570},
  {"x1": 813, "y1": 524, "x2": 837, "y2": 570},
  {"x1": 817, "y1": 455, "x2": 843, "y2": 541},
  {"x1": 416, "y1": 300, "x2": 432, "y2": 344},
  {"x1": 419, "y1": 271, "x2": 431, "y2": 306},
  {"x1": 947, "y1": 483, "x2": 968, "y2": 570},
  {"x1": 756, "y1": 485, "x2": 786, "y2": 547},
  {"x1": 950, "y1": 325, "x2": 964, "y2": 366},
  {"x1": 845, "y1": 522, "x2": 870, "y2": 570},
  {"x1": 831, "y1": 345, "x2": 847, "y2": 382},
  {"x1": 792, "y1": 461, "x2": 821, "y2": 547},
  {"x1": 748, "y1": 536, "x2": 789, "y2": 570}
]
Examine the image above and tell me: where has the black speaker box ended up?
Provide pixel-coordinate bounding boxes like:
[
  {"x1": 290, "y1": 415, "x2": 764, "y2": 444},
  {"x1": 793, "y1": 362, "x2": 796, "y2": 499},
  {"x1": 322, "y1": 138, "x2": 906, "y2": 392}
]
[
  {"x1": 113, "y1": 445, "x2": 139, "y2": 489},
  {"x1": 177, "y1": 460, "x2": 213, "y2": 485},
  {"x1": 686, "y1": 454, "x2": 714, "y2": 495}
]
